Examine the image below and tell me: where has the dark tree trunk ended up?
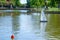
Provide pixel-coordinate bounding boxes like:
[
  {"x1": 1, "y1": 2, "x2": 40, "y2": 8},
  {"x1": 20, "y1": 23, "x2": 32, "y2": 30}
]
[{"x1": 6, "y1": 0, "x2": 10, "y2": 2}]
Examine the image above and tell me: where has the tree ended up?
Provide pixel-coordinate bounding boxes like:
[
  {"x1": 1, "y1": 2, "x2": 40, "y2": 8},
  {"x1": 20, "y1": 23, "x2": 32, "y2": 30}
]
[
  {"x1": 35, "y1": 0, "x2": 40, "y2": 7},
  {"x1": 27, "y1": 0, "x2": 30, "y2": 8},
  {"x1": 29, "y1": 0, "x2": 41, "y2": 8},
  {"x1": 55, "y1": 0, "x2": 60, "y2": 8},
  {"x1": 15, "y1": 0, "x2": 21, "y2": 6}
]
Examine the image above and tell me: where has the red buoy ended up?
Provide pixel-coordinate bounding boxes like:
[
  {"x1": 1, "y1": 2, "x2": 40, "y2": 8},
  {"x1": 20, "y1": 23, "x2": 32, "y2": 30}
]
[{"x1": 11, "y1": 34, "x2": 14, "y2": 39}]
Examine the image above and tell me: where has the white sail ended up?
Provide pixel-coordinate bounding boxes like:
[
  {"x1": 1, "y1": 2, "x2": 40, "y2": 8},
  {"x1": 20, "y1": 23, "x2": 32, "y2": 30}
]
[{"x1": 40, "y1": 8, "x2": 47, "y2": 22}]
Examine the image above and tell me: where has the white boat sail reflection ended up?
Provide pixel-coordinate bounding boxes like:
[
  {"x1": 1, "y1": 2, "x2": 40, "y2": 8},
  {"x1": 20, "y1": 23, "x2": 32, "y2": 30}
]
[
  {"x1": 40, "y1": 8, "x2": 47, "y2": 22},
  {"x1": 40, "y1": 22, "x2": 47, "y2": 40}
]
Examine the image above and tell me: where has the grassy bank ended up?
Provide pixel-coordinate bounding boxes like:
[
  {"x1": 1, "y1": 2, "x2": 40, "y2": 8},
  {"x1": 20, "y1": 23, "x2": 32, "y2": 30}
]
[
  {"x1": 33, "y1": 7, "x2": 60, "y2": 12},
  {"x1": 0, "y1": 7, "x2": 60, "y2": 13},
  {"x1": 46, "y1": 7, "x2": 60, "y2": 12}
]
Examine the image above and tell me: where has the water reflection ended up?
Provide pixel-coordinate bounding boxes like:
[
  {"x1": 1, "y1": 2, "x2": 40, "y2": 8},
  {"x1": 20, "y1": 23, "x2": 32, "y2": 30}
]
[
  {"x1": 12, "y1": 14, "x2": 20, "y2": 40},
  {"x1": 0, "y1": 10, "x2": 28, "y2": 13},
  {"x1": 46, "y1": 14, "x2": 60, "y2": 40},
  {"x1": 19, "y1": 14, "x2": 33, "y2": 40},
  {"x1": 0, "y1": 12, "x2": 47, "y2": 40},
  {"x1": 0, "y1": 13, "x2": 12, "y2": 40},
  {"x1": 0, "y1": 11, "x2": 60, "y2": 40},
  {"x1": 40, "y1": 22, "x2": 47, "y2": 40},
  {"x1": 32, "y1": 13, "x2": 40, "y2": 36},
  {"x1": 12, "y1": 14, "x2": 20, "y2": 33}
]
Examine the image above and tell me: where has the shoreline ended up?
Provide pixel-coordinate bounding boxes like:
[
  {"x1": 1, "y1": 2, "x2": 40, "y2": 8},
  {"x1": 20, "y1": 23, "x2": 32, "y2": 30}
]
[{"x1": 0, "y1": 8, "x2": 60, "y2": 13}]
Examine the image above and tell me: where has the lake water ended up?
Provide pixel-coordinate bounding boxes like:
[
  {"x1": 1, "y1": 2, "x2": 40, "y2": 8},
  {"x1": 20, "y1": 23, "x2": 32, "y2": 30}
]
[{"x1": 0, "y1": 10, "x2": 60, "y2": 40}]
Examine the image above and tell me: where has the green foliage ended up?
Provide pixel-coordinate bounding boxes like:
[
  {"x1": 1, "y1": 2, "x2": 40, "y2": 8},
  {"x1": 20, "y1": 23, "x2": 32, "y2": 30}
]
[
  {"x1": 29, "y1": 0, "x2": 47, "y2": 8},
  {"x1": 50, "y1": 0, "x2": 55, "y2": 7},
  {"x1": 0, "y1": 0, "x2": 60, "y2": 8},
  {"x1": 30, "y1": 0, "x2": 41, "y2": 8},
  {"x1": 55, "y1": 0, "x2": 60, "y2": 1},
  {"x1": 0, "y1": 0, "x2": 21, "y2": 6},
  {"x1": 29, "y1": 0, "x2": 60, "y2": 8},
  {"x1": 15, "y1": 0, "x2": 21, "y2": 6}
]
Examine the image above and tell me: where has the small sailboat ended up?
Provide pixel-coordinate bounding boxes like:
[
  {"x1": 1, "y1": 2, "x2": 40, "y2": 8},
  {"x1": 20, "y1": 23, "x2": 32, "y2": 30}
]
[{"x1": 40, "y1": 8, "x2": 47, "y2": 22}]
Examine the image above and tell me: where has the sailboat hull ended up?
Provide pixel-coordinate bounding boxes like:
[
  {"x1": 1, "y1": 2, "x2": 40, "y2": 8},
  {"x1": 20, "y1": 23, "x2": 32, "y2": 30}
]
[{"x1": 40, "y1": 21, "x2": 47, "y2": 22}]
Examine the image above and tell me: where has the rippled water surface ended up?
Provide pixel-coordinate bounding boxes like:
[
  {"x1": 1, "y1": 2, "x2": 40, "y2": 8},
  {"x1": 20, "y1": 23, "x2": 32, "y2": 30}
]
[{"x1": 0, "y1": 10, "x2": 60, "y2": 40}]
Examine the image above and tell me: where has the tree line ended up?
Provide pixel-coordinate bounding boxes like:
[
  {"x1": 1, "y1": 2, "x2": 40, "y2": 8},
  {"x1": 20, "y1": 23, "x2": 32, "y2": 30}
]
[
  {"x1": 0, "y1": 0, "x2": 60, "y2": 8},
  {"x1": 27, "y1": 0, "x2": 60, "y2": 8}
]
